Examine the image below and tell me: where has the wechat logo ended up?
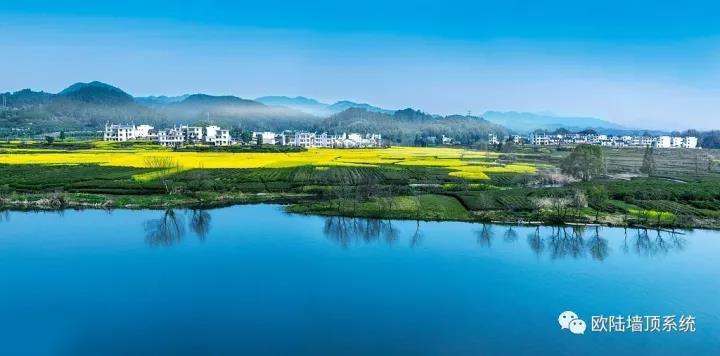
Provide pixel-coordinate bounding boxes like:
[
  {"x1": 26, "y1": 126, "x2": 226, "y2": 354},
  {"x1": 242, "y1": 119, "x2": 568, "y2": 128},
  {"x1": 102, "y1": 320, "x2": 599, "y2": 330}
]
[{"x1": 558, "y1": 310, "x2": 587, "y2": 335}]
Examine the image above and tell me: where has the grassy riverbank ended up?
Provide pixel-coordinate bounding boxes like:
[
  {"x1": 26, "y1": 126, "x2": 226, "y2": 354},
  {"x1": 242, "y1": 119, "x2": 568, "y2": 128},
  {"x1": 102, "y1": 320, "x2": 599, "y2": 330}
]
[{"x1": 1, "y1": 142, "x2": 719, "y2": 229}]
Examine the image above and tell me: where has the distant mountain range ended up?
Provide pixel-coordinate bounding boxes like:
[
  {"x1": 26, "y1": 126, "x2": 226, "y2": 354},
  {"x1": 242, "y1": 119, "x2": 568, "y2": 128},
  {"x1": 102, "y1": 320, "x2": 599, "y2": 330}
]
[
  {"x1": 256, "y1": 96, "x2": 394, "y2": 117},
  {"x1": 481, "y1": 111, "x2": 627, "y2": 133},
  {"x1": 134, "y1": 95, "x2": 190, "y2": 106},
  {"x1": 1, "y1": 81, "x2": 636, "y2": 138}
]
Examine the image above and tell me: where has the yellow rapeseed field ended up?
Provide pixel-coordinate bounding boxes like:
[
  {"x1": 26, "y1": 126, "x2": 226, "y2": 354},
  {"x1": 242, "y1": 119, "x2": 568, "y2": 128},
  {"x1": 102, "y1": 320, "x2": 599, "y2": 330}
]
[{"x1": 0, "y1": 146, "x2": 535, "y2": 181}]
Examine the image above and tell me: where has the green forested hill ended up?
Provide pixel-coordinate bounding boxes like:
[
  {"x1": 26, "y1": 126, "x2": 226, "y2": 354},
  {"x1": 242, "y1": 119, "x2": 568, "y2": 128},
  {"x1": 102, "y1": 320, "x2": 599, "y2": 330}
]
[{"x1": 318, "y1": 108, "x2": 507, "y2": 145}]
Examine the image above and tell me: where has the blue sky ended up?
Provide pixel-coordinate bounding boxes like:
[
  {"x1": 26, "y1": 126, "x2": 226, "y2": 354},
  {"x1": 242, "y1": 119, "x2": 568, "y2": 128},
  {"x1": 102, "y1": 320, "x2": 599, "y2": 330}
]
[{"x1": 1, "y1": 0, "x2": 719, "y2": 129}]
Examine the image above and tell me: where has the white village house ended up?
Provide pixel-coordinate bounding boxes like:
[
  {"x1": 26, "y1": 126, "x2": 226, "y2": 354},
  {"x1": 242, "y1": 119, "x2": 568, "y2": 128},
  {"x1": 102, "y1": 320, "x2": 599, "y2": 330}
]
[
  {"x1": 103, "y1": 123, "x2": 155, "y2": 142},
  {"x1": 105, "y1": 123, "x2": 231, "y2": 147},
  {"x1": 104, "y1": 123, "x2": 381, "y2": 149},
  {"x1": 521, "y1": 132, "x2": 699, "y2": 149}
]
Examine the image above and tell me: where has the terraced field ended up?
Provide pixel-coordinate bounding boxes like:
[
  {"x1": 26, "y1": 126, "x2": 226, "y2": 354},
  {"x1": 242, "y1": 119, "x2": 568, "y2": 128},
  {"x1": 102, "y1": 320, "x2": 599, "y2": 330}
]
[{"x1": 604, "y1": 147, "x2": 720, "y2": 179}]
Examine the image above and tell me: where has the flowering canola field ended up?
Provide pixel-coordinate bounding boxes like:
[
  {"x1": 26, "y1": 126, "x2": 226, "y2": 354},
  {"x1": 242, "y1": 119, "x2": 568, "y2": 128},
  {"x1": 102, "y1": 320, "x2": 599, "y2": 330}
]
[{"x1": 0, "y1": 146, "x2": 536, "y2": 180}]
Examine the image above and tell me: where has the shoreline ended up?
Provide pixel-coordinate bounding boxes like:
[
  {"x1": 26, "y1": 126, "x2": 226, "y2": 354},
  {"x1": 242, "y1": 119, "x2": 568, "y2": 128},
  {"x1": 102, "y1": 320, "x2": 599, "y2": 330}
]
[{"x1": 2, "y1": 192, "x2": 717, "y2": 231}]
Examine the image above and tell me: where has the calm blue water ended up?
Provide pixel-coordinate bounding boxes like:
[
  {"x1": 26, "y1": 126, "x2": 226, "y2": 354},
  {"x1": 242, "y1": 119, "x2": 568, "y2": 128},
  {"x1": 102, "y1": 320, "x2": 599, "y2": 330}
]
[{"x1": 0, "y1": 205, "x2": 718, "y2": 355}]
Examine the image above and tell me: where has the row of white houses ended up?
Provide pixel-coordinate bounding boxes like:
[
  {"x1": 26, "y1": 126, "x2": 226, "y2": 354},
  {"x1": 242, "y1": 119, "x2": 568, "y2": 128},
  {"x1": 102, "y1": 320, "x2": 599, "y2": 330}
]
[
  {"x1": 252, "y1": 131, "x2": 382, "y2": 148},
  {"x1": 482, "y1": 132, "x2": 699, "y2": 149},
  {"x1": 526, "y1": 133, "x2": 698, "y2": 148},
  {"x1": 104, "y1": 124, "x2": 231, "y2": 147},
  {"x1": 103, "y1": 123, "x2": 382, "y2": 148}
]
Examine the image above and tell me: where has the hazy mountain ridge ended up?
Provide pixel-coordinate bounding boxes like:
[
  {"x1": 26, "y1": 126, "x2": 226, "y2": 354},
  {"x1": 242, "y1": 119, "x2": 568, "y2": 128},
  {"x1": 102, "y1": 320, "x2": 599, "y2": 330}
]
[
  {"x1": 482, "y1": 111, "x2": 626, "y2": 133},
  {"x1": 55, "y1": 81, "x2": 135, "y2": 105},
  {"x1": 0, "y1": 82, "x2": 318, "y2": 132},
  {"x1": 255, "y1": 96, "x2": 330, "y2": 116},
  {"x1": 135, "y1": 95, "x2": 190, "y2": 106},
  {"x1": 1, "y1": 81, "x2": 637, "y2": 140},
  {"x1": 256, "y1": 96, "x2": 394, "y2": 117},
  {"x1": 319, "y1": 107, "x2": 506, "y2": 145}
]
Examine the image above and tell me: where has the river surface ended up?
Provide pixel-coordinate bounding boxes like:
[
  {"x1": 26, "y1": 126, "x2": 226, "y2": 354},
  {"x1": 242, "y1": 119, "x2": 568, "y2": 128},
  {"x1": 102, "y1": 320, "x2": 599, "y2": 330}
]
[{"x1": 0, "y1": 205, "x2": 718, "y2": 355}]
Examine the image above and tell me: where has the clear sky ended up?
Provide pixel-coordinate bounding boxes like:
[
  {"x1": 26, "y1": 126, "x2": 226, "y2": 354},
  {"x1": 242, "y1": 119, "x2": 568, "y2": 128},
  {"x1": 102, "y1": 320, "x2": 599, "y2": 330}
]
[{"x1": 1, "y1": 0, "x2": 719, "y2": 129}]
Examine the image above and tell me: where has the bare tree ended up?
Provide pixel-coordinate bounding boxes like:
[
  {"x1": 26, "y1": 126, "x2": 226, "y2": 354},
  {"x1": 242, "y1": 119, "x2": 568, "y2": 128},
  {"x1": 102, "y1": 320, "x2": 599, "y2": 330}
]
[{"x1": 144, "y1": 156, "x2": 180, "y2": 194}]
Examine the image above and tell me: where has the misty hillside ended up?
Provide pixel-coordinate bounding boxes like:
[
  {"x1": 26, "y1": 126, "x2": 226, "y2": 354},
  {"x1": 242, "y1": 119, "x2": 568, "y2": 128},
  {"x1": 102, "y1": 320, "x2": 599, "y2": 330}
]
[
  {"x1": 326, "y1": 101, "x2": 393, "y2": 115},
  {"x1": 0, "y1": 81, "x2": 510, "y2": 145},
  {"x1": 0, "y1": 82, "x2": 320, "y2": 133},
  {"x1": 1, "y1": 82, "x2": 157, "y2": 131},
  {"x1": 318, "y1": 108, "x2": 507, "y2": 145},
  {"x1": 134, "y1": 95, "x2": 190, "y2": 106},
  {"x1": 256, "y1": 96, "x2": 394, "y2": 117},
  {"x1": 160, "y1": 94, "x2": 320, "y2": 131},
  {"x1": 255, "y1": 96, "x2": 331, "y2": 116},
  {"x1": 482, "y1": 111, "x2": 625, "y2": 133}
]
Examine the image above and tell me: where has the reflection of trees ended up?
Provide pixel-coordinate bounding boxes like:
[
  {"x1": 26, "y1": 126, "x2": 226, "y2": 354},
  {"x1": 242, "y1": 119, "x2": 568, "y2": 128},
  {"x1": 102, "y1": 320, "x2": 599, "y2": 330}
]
[
  {"x1": 503, "y1": 226, "x2": 518, "y2": 243},
  {"x1": 144, "y1": 208, "x2": 185, "y2": 246},
  {"x1": 322, "y1": 216, "x2": 399, "y2": 247},
  {"x1": 527, "y1": 226, "x2": 544, "y2": 257},
  {"x1": 547, "y1": 226, "x2": 585, "y2": 259},
  {"x1": 189, "y1": 209, "x2": 212, "y2": 241},
  {"x1": 587, "y1": 226, "x2": 609, "y2": 261},
  {"x1": 521, "y1": 225, "x2": 688, "y2": 260},
  {"x1": 633, "y1": 228, "x2": 686, "y2": 256},
  {"x1": 409, "y1": 220, "x2": 423, "y2": 248},
  {"x1": 476, "y1": 224, "x2": 493, "y2": 248},
  {"x1": 0, "y1": 210, "x2": 9, "y2": 223}
]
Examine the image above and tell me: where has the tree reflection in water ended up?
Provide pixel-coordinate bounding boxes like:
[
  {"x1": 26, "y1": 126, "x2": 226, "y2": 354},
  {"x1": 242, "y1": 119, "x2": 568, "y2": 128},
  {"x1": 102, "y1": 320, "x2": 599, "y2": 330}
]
[
  {"x1": 189, "y1": 209, "x2": 212, "y2": 241},
  {"x1": 476, "y1": 224, "x2": 494, "y2": 248},
  {"x1": 0, "y1": 210, "x2": 9, "y2": 223},
  {"x1": 632, "y1": 228, "x2": 686, "y2": 256},
  {"x1": 546, "y1": 226, "x2": 585, "y2": 259},
  {"x1": 527, "y1": 226, "x2": 545, "y2": 257},
  {"x1": 523, "y1": 225, "x2": 610, "y2": 260},
  {"x1": 522, "y1": 225, "x2": 686, "y2": 260},
  {"x1": 588, "y1": 226, "x2": 610, "y2": 261},
  {"x1": 143, "y1": 209, "x2": 214, "y2": 246},
  {"x1": 144, "y1": 208, "x2": 185, "y2": 246},
  {"x1": 503, "y1": 226, "x2": 518, "y2": 243},
  {"x1": 409, "y1": 220, "x2": 423, "y2": 248},
  {"x1": 319, "y1": 216, "x2": 688, "y2": 260},
  {"x1": 323, "y1": 216, "x2": 400, "y2": 248}
]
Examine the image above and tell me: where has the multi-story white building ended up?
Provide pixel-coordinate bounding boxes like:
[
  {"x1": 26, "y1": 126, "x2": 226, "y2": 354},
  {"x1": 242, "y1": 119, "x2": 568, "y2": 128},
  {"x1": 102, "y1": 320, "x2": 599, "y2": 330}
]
[
  {"x1": 529, "y1": 133, "x2": 553, "y2": 145},
  {"x1": 204, "y1": 125, "x2": 220, "y2": 139},
  {"x1": 157, "y1": 127, "x2": 185, "y2": 147},
  {"x1": 656, "y1": 136, "x2": 672, "y2": 148},
  {"x1": 316, "y1": 133, "x2": 340, "y2": 148},
  {"x1": 103, "y1": 124, "x2": 137, "y2": 142},
  {"x1": 253, "y1": 131, "x2": 277, "y2": 145},
  {"x1": 672, "y1": 136, "x2": 684, "y2": 148},
  {"x1": 181, "y1": 126, "x2": 204, "y2": 143},
  {"x1": 206, "y1": 129, "x2": 231, "y2": 146},
  {"x1": 488, "y1": 133, "x2": 499, "y2": 145},
  {"x1": 135, "y1": 125, "x2": 154, "y2": 138},
  {"x1": 290, "y1": 132, "x2": 317, "y2": 148},
  {"x1": 682, "y1": 137, "x2": 698, "y2": 149}
]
